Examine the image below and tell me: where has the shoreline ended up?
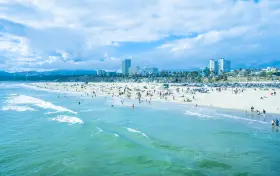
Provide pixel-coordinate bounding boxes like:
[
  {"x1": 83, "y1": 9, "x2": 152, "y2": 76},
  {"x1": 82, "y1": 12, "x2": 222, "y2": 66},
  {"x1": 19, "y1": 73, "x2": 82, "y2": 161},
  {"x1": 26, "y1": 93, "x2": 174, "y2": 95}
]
[{"x1": 26, "y1": 82, "x2": 280, "y2": 115}]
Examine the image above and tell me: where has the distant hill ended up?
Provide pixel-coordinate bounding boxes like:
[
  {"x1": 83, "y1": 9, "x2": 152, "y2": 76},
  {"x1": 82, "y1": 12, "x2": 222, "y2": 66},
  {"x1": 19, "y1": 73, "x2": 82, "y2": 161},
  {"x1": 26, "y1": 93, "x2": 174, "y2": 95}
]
[
  {"x1": 0, "y1": 71, "x2": 11, "y2": 76},
  {"x1": 0, "y1": 70, "x2": 98, "y2": 77}
]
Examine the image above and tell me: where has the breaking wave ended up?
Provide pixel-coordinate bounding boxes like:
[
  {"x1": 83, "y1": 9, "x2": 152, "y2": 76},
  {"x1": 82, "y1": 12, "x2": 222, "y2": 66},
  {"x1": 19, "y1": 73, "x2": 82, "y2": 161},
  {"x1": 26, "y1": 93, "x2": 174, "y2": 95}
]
[
  {"x1": 1, "y1": 105, "x2": 36, "y2": 112},
  {"x1": 5, "y1": 95, "x2": 77, "y2": 114},
  {"x1": 184, "y1": 110, "x2": 213, "y2": 118},
  {"x1": 50, "y1": 115, "x2": 84, "y2": 124},
  {"x1": 217, "y1": 113, "x2": 269, "y2": 124},
  {"x1": 126, "y1": 127, "x2": 149, "y2": 139}
]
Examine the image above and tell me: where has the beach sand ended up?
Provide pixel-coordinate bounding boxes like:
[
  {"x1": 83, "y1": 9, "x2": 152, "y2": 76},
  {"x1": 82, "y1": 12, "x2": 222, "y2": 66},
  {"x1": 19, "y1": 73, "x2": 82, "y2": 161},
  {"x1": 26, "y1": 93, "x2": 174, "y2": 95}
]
[{"x1": 28, "y1": 82, "x2": 280, "y2": 115}]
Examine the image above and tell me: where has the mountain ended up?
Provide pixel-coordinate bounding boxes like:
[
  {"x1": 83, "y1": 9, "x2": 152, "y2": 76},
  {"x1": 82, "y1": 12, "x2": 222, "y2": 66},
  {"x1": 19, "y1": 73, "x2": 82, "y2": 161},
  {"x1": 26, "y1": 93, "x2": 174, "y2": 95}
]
[
  {"x1": 0, "y1": 70, "x2": 97, "y2": 77},
  {"x1": 0, "y1": 71, "x2": 11, "y2": 76}
]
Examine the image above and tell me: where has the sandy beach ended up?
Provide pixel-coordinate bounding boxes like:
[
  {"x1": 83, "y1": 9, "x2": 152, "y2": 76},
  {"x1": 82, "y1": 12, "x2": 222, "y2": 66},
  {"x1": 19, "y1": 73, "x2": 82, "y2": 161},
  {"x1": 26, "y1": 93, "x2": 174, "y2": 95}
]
[{"x1": 28, "y1": 82, "x2": 280, "y2": 115}]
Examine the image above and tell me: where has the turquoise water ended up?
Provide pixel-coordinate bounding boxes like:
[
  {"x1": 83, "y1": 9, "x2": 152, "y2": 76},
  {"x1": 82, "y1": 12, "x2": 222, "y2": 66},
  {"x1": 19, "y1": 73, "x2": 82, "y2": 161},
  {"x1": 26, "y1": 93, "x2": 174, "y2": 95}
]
[{"x1": 1, "y1": 83, "x2": 280, "y2": 176}]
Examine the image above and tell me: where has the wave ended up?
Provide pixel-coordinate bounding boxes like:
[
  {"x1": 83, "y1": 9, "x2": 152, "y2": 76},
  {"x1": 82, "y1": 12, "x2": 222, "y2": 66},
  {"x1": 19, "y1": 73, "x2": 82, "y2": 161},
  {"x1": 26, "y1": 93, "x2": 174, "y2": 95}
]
[
  {"x1": 184, "y1": 110, "x2": 213, "y2": 118},
  {"x1": 114, "y1": 133, "x2": 119, "y2": 137},
  {"x1": 50, "y1": 115, "x2": 84, "y2": 124},
  {"x1": 217, "y1": 113, "x2": 269, "y2": 124},
  {"x1": 126, "y1": 127, "x2": 149, "y2": 139},
  {"x1": 96, "y1": 127, "x2": 103, "y2": 134},
  {"x1": 44, "y1": 111, "x2": 61, "y2": 115},
  {"x1": 1, "y1": 105, "x2": 36, "y2": 112},
  {"x1": 5, "y1": 95, "x2": 77, "y2": 114}
]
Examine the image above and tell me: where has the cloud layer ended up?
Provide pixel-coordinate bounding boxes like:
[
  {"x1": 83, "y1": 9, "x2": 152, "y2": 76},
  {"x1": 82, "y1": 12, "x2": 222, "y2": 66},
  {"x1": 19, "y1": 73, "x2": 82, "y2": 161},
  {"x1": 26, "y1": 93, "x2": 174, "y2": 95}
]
[{"x1": 1, "y1": 0, "x2": 280, "y2": 71}]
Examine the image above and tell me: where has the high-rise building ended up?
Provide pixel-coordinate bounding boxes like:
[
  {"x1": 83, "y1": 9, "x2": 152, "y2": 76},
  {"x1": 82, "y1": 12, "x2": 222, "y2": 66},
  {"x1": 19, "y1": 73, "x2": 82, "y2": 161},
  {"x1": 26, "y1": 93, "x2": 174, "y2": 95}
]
[
  {"x1": 136, "y1": 66, "x2": 141, "y2": 73},
  {"x1": 218, "y1": 58, "x2": 231, "y2": 74},
  {"x1": 209, "y1": 59, "x2": 218, "y2": 75},
  {"x1": 122, "y1": 59, "x2": 131, "y2": 75}
]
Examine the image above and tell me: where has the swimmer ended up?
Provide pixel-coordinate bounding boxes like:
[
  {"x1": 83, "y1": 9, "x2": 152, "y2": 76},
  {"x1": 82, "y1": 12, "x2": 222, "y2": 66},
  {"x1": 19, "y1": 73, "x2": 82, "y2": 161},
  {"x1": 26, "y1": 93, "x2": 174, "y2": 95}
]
[
  {"x1": 251, "y1": 106, "x2": 254, "y2": 112},
  {"x1": 271, "y1": 119, "x2": 275, "y2": 126},
  {"x1": 276, "y1": 119, "x2": 279, "y2": 127}
]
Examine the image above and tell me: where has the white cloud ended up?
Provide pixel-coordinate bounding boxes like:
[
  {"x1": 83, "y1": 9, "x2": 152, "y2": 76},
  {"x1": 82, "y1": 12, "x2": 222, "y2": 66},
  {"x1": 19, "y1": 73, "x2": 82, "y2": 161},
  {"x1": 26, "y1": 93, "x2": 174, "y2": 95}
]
[
  {"x1": 157, "y1": 26, "x2": 251, "y2": 53},
  {"x1": 0, "y1": 0, "x2": 280, "y2": 71}
]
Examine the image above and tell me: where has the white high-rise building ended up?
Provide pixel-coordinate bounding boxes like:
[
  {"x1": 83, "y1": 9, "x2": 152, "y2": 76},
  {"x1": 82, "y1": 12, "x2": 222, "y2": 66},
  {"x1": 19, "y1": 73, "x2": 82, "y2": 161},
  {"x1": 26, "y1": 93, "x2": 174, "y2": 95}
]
[
  {"x1": 218, "y1": 58, "x2": 231, "y2": 74},
  {"x1": 209, "y1": 59, "x2": 218, "y2": 75}
]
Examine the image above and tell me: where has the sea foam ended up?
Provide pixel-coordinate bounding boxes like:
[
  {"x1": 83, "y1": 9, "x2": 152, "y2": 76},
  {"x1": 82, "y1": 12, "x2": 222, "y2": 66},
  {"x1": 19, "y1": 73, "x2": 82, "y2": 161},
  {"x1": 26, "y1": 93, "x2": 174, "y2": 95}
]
[
  {"x1": 1, "y1": 105, "x2": 36, "y2": 112},
  {"x1": 217, "y1": 113, "x2": 269, "y2": 124},
  {"x1": 184, "y1": 110, "x2": 213, "y2": 118},
  {"x1": 126, "y1": 127, "x2": 149, "y2": 139},
  {"x1": 5, "y1": 95, "x2": 77, "y2": 114},
  {"x1": 50, "y1": 115, "x2": 84, "y2": 124}
]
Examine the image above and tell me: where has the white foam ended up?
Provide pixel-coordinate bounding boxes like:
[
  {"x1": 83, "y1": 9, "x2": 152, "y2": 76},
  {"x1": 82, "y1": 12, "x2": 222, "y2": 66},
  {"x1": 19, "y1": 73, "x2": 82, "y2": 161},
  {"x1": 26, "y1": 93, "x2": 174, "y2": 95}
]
[
  {"x1": 217, "y1": 113, "x2": 269, "y2": 124},
  {"x1": 126, "y1": 127, "x2": 149, "y2": 139},
  {"x1": 6, "y1": 95, "x2": 77, "y2": 114},
  {"x1": 184, "y1": 110, "x2": 213, "y2": 118},
  {"x1": 81, "y1": 109, "x2": 93, "y2": 112},
  {"x1": 96, "y1": 127, "x2": 103, "y2": 134},
  {"x1": 44, "y1": 111, "x2": 60, "y2": 115},
  {"x1": 1, "y1": 105, "x2": 36, "y2": 112},
  {"x1": 114, "y1": 133, "x2": 119, "y2": 137},
  {"x1": 50, "y1": 115, "x2": 84, "y2": 124}
]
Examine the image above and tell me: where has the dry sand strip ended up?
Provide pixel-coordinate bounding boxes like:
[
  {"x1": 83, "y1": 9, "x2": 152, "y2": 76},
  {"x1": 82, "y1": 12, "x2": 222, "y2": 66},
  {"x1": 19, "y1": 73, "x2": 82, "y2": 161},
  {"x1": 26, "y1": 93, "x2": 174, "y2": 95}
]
[{"x1": 29, "y1": 82, "x2": 280, "y2": 115}]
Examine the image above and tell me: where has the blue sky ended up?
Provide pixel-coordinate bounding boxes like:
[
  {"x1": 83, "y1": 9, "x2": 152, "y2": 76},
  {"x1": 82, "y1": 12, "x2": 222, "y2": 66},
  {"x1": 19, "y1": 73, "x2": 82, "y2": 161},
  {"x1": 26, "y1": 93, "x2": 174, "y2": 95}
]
[{"x1": 0, "y1": 0, "x2": 280, "y2": 72}]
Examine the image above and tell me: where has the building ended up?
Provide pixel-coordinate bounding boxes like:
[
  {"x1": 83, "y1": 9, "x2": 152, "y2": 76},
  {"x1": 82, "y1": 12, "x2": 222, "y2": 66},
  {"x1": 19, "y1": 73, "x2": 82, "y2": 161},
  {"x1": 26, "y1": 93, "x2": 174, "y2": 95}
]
[
  {"x1": 209, "y1": 59, "x2": 219, "y2": 75},
  {"x1": 139, "y1": 67, "x2": 159, "y2": 76},
  {"x1": 136, "y1": 66, "x2": 141, "y2": 73},
  {"x1": 106, "y1": 71, "x2": 117, "y2": 77},
  {"x1": 148, "y1": 67, "x2": 159, "y2": 74},
  {"x1": 218, "y1": 58, "x2": 231, "y2": 75},
  {"x1": 97, "y1": 70, "x2": 106, "y2": 76},
  {"x1": 264, "y1": 67, "x2": 277, "y2": 73},
  {"x1": 122, "y1": 59, "x2": 131, "y2": 75}
]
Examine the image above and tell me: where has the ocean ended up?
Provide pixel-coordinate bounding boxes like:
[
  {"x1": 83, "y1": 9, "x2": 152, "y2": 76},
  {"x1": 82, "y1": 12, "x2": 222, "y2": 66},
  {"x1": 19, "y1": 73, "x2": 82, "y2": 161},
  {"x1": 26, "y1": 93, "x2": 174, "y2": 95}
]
[{"x1": 1, "y1": 82, "x2": 280, "y2": 176}]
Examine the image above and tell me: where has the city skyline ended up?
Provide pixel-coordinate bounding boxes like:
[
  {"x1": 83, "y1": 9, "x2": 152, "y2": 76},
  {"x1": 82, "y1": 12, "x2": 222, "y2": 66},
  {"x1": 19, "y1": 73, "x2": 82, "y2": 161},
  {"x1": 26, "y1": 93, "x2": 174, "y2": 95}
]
[{"x1": 1, "y1": 0, "x2": 280, "y2": 72}]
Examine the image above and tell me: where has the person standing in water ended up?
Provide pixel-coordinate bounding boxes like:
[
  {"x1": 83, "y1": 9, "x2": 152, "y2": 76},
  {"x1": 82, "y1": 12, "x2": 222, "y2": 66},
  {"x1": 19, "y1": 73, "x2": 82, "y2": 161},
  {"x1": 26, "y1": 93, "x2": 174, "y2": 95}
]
[
  {"x1": 276, "y1": 119, "x2": 279, "y2": 127},
  {"x1": 272, "y1": 119, "x2": 275, "y2": 126},
  {"x1": 251, "y1": 106, "x2": 254, "y2": 112}
]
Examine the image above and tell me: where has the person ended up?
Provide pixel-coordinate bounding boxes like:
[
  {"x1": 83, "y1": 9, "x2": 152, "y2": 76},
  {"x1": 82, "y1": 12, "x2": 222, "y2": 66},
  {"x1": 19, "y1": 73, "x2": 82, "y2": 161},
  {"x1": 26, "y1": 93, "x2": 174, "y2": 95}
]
[
  {"x1": 263, "y1": 109, "x2": 266, "y2": 115},
  {"x1": 271, "y1": 119, "x2": 275, "y2": 126},
  {"x1": 79, "y1": 102, "x2": 81, "y2": 105},
  {"x1": 251, "y1": 106, "x2": 254, "y2": 112},
  {"x1": 276, "y1": 119, "x2": 279, "y2": 127}
]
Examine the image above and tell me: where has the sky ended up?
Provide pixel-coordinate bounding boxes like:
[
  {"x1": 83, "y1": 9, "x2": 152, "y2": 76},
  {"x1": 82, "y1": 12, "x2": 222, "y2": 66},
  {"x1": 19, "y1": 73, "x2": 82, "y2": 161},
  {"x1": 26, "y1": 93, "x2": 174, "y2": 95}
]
[{"x1": 0, "y1": 0, "x2": 280, "y2": 72}]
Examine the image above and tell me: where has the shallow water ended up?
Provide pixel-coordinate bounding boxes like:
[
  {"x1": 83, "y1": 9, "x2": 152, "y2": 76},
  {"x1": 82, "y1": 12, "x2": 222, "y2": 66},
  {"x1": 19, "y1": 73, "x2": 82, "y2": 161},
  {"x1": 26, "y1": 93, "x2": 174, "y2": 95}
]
[{"x1": 1, "y1": 82, "x2": 280, "y2": 176}]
